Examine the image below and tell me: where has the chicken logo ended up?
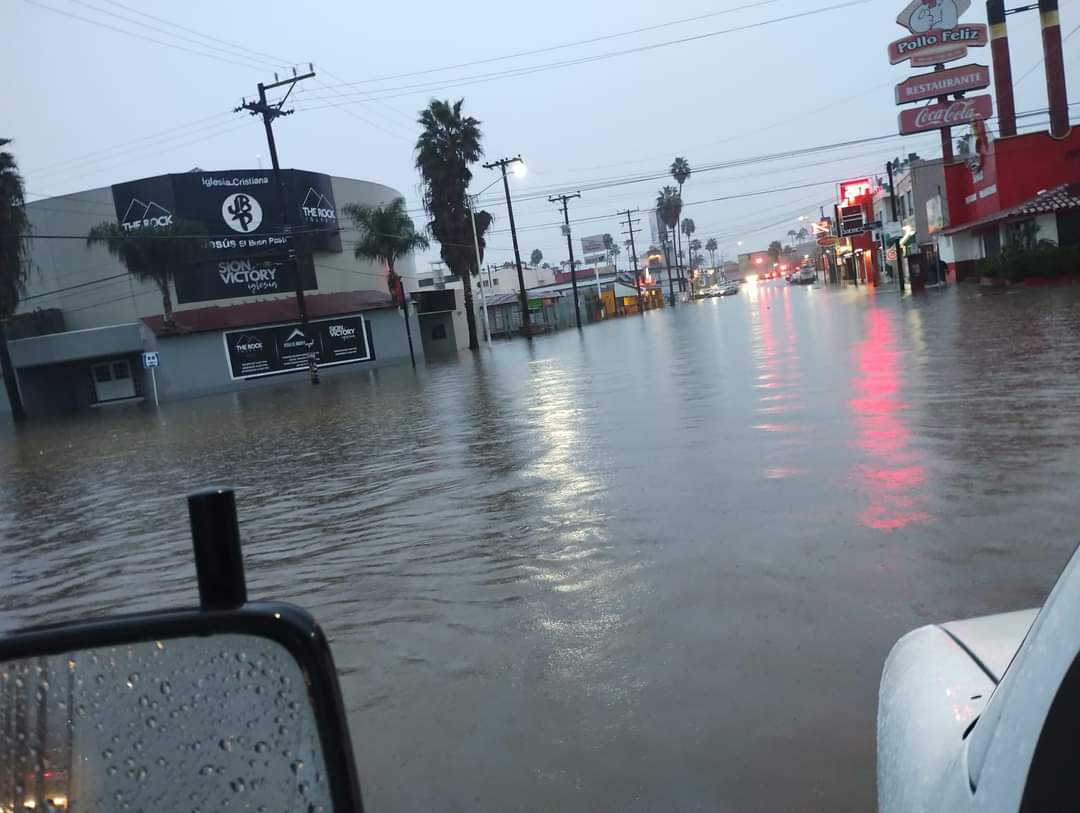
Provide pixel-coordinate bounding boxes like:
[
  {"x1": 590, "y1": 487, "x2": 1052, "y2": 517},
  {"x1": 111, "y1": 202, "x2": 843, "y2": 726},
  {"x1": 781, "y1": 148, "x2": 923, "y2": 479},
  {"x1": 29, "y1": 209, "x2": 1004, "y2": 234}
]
[{"x1": 897, "y1": 0, "x2": 969, "y2": 33}]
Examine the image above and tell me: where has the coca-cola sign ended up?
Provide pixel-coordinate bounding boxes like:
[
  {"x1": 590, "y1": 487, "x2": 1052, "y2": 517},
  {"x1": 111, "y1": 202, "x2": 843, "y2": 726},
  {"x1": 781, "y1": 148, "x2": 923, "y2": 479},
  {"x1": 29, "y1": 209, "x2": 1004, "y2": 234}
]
[{"x1": 898, "y1": 94, "x2": 993, "y2": 135}]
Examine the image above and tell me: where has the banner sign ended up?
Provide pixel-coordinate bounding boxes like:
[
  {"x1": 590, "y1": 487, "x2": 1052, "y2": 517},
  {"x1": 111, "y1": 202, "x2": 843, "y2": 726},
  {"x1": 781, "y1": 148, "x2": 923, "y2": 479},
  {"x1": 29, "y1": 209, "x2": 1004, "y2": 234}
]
[
  {"x1": 174, "y1": 254, "x2": 318, "y2": 304},
  {"x1": 898, "y1": 94, "x2": 993, "y2": 134},
  {"x1": 224, "y1": 315, "x2": 372, "y2": 380},
  {"x1": 895, "y1": 63, "x2": 990, "y2": 105},
  {"x1": 838, "y1": 178, "x2": 873, "y2": 204},
  {"x1": 110, "y1": 168, "x2": 342, "y2": 260},
  {"x1": 580, "y1": 234, "x2": 607, "y2": 255},
  {"x1": 838, "y1": 204, "x2": 867, "y2": 237},
  {"x1": 888, "y1": 24, "x2": 987, "y2": 66}
]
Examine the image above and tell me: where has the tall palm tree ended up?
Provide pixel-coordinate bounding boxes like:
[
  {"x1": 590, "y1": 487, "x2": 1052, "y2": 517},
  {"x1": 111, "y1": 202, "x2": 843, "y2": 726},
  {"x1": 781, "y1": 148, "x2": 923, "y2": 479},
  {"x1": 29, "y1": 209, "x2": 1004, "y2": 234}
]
[
  {"x1": 0, "y1": 139, "x2": 30, "y2": 422},
  {"x1": 670, "y1": 157, "x2": 691, "y2": 284},
  {"x1": 690, "y1": 238, "x2": 702, "y2": 267},
  {"x1": 530, "y1": 248, "x2": 543, "y2": 267},
  {"x1": 797, "y1": 226, "x2": 809, "y2": 243},
  {"x1": 415, "y1": 98, "x2": 486, "y2": 349},
  {"x1": 344, "y1": 197, "x2": 429, "y2": 365},
  {"x1": 705, "y1": 237, "x2": 718, "y2": 269},
  {"x1": 86, "y1": 219, "x2": 207, "y2": 328},
  {"x1": 680, "y1": 218, "x2": 696, "y2": 292},
  {"x1": 602, "y1": 233, "x2": 621, "y2": 271},
  {"x1": 656, "y1": 186, "x2": 682, "y2": 306},
  {"x1": 787, "y1": 229, "x2": 798, "y2": 245}
]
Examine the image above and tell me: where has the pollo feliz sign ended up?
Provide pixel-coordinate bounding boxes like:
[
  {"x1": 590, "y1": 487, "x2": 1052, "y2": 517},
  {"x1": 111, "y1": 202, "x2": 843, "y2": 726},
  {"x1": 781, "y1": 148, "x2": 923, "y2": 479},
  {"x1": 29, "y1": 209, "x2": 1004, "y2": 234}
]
[{"x1": 888, "y1": 0, "x2": 987, "y2": 67}]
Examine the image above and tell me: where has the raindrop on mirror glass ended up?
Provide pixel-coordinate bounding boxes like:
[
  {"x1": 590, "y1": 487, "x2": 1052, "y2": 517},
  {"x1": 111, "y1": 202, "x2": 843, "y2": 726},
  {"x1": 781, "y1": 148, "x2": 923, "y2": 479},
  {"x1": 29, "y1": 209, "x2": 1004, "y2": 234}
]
[
  {"x1": 219, "y1": 738, "x2": 233, "y2": 752},
  {"x1": 160, "y1": 681, "x2": 171, "y2": 696},
  {"x1": 230, "y1": 778, "x2": 246, "y2": 793},
  {"x1": 291, "y1": 760, "x2": 303, "y2": 774},
  {"x1": 102, "y1": 748, "x2": 114, "y2": 760},
  {"x1": 254, "y1": 741, "x2": 268, "y2": 754},
  {"x1": 199, "y1": 765, "x2": 215, "y2": 777}
]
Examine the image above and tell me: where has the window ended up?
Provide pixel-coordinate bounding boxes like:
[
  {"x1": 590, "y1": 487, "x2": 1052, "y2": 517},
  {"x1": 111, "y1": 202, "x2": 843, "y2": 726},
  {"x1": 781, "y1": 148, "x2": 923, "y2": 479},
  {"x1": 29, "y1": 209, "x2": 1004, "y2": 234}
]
[
  {"x1": 431, "y1": 323, "x2": 447, "y2": 340},
  {"x1": 94, "y1": 364, "x2": 112, "y2": 383},
  {"x1": 418, "y1": 277, "x2": 434, "y2": 288},
  {"x1": 906, "y1": 191, "x2": 914, "y2": 217},
  {"x1": 112, "y1": 361, "x2": 130, "y2": 380},
  {"x1": 492, "y1": 278, "x2": 500, "y2": 287}
]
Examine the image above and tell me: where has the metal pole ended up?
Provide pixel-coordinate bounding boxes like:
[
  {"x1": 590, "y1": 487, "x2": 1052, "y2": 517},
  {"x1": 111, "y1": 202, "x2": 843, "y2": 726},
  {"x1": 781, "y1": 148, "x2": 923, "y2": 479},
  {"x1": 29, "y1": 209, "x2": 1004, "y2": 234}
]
[
  {"x1": 398, "y1": 277, "x2": 416, "y2": 367},
  {"x1": 469, "y1": 202, "x2": 492, "y2": 345},
  {"x1": 151, "y1": 366, "x2": 159, "y2": 407},
  {"x1": 485, "y1": 157, "x2": 530, "y2": 332},
  {"x1": 887, "y1": 160, "x2": 905, "y2": 293}
]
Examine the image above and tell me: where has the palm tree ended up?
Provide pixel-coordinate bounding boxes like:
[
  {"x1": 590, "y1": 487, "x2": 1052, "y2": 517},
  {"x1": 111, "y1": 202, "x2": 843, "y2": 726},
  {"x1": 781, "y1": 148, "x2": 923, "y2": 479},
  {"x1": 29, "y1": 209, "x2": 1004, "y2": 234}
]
[
  {"x1": 656, "y1": 186, "x2": 682, "y2": 305},
  {"x1": 344, "y1": 198, "x2": 429, "y2": 302},
  {"x1": 690, "y1": 239, "x2": 702, "y2": 267},
  {"x1": 787, "y1": 229, "x2": 798, "y2": 245},
  {"x1": 705, "y1": 237, "x2": 718, "y2": 270},
  {"x1": 602, "y1": 233, "x2": 621, "y2": 271},
  {"x1": 415, "y1": 98, "x2": 486, "y2": 349},
  {"x1": 0, "y1": 139, "x2": 30, "y2": 422},
  {"x1": 530, "y1": 248, "x2": 543, "y2": 267},
  {"x1": 344, "y1": 197, "x2": 429, "y2": 365},
  {"x1": 797, "y1": 226, "x2": 809, "y2": 243},
  {"x1": 86, "y1": 218, "x2": 207, "y2": 328},
  {"x1": 680, "y1": 218, "x2": 696, "y2": 292},
  {"x1": 670, "y1": 157, "x2": 691, "y2": 284}
]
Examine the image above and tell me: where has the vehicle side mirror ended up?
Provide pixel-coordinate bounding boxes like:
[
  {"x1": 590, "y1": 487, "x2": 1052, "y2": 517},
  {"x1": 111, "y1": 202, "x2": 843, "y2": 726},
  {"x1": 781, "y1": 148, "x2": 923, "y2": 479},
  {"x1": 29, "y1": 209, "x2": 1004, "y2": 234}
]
[{"x1": 0, "y1": 488, "x2": 364, "y2": 813}]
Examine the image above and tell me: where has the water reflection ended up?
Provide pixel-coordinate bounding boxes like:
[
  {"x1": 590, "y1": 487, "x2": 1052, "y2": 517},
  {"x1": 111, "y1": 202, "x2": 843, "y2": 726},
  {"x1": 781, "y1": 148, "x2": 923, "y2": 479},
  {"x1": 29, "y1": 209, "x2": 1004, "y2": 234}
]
[{"x1": 850, "y1": 308, "x2": 929, "y2": 531}]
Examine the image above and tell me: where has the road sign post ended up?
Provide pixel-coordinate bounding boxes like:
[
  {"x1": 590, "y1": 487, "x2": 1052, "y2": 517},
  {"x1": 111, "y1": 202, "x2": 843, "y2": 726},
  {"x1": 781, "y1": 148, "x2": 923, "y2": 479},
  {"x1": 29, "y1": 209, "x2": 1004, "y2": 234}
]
[{"x1": 143, "y1": 351, "x2": 160, "y2": 407}]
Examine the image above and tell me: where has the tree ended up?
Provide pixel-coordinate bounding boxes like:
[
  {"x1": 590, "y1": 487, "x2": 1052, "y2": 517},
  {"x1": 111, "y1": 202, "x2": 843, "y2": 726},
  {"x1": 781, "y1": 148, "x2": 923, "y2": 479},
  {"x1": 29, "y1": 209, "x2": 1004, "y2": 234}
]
[
  {"x1": 530, "y1": 248, "x2": 543, "y2": 267},
  {"x1": 787, "y1": 229, "x2": 798, "y2": 244},
  {"x1": 415, "y1": 98, "x2": 486, "y2": 349},
  {"x1": 670, "y1": 157, "x2": 691, "y2": 284},
  {"x1": 705, "y1": 237, "x2": 718, "y2": 269},
  {"x1": 690, "y1": 238, "x2": 702, "y2": 268},
  {"x1": 656, "y1": 186, "x2": 682, "y2": 304},
  {"x1": 86, "y1": 218, "x2": 207, "y2": 328},
  {"x1": 797, "y1": 227, "x2": 809, "y2": 243},
  {"x1": 0, "y1": 139, "x2": 30, "y2": 422},
  {"x1": 681, "y1": 218, "x2": 696, "y2": 287},
  {"x1": 768, "y1": 240, "x2": 783, "y2": 262},
  {"x1": 343, "y1": 197, "x2": 429, "y2": 302},
  {"x1": 602, "y1": 233, "x2": 620, "y2": 270}
]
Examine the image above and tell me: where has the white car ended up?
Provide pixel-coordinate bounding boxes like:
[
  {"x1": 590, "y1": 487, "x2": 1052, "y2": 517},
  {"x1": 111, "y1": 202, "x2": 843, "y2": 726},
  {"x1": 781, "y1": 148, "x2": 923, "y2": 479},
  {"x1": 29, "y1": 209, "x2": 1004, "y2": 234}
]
[{"x1": 878, "y1": 544, "x2": 1080, "y2": 811}]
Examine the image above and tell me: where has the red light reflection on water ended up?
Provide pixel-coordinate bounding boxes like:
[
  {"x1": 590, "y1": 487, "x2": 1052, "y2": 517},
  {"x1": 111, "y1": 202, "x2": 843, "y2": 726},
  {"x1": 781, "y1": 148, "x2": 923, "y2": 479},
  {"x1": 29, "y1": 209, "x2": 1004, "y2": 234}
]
[{"x1": 850, "y1": 309, "x2": 929, "y2": 530}]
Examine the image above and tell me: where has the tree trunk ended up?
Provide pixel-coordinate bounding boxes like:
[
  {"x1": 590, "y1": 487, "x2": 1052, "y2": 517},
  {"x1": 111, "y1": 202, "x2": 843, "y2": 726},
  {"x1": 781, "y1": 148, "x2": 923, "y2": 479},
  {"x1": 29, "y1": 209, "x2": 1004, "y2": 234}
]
[
  {"x1": 160, "y1": 279, "x2": 175, "y2": 328},
  {"x1": 461, "y1": 272, "x2": 480, "y2": 350},
  {"x1": 0, "y1": 321, "x2": 26, "y2": 423},
  {"x1": 664, "y1": 232, "x2": 676, "y2": 307}
]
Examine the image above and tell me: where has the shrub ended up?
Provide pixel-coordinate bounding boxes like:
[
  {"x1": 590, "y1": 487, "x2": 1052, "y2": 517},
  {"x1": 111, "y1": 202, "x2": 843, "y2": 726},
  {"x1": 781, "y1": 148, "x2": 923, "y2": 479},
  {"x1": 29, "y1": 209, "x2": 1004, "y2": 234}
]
[{"x1": 977, "y1": 244, "x2": 1080, "y2": 283}]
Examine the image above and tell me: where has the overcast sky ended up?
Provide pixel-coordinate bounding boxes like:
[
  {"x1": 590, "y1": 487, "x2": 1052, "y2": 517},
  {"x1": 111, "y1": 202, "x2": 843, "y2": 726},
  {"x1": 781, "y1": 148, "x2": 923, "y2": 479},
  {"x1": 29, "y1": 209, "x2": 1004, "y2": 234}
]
[{"x1": 8, "y1": 0, "x2": 1077, "y2": 275}]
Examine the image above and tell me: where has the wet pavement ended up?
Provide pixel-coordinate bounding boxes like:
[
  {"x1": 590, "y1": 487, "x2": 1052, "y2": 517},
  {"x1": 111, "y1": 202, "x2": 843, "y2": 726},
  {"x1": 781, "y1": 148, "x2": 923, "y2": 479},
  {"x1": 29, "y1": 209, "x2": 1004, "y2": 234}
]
[{"x1": 3, "y1": 281, "x2": 1080, "y2": 811}]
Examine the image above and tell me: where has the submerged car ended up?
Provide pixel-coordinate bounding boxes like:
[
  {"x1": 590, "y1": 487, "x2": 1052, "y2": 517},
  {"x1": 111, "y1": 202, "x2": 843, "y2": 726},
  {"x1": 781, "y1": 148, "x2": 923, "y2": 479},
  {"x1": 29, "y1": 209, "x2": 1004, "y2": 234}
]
[{"x1": 878, "y1": 542, "x2": 1080, "y2": 811}]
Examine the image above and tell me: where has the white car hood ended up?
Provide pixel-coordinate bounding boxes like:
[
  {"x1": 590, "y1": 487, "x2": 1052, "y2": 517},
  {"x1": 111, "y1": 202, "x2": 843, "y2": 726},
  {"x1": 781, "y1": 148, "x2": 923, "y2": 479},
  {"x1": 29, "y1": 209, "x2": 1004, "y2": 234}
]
[{"x1": 941, "y1": 609, "x2": 1038, "y2": 683}]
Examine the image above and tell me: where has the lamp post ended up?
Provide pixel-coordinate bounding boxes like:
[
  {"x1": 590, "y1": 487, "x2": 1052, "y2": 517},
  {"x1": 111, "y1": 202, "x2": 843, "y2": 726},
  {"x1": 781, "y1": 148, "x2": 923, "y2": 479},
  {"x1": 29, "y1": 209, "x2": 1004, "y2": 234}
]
[{"x1": 483, "y1": 156, "x2": 529, "y2": 332}]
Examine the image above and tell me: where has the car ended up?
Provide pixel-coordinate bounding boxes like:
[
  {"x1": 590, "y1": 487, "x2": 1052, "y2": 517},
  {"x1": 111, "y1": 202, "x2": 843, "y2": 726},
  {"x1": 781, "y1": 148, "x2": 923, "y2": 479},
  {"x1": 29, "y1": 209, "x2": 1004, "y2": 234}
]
[
  {"x1": 795, "y1": 267, "x2": 816, "y2": 285},
  {"x1": 718, "y1": 280, "x2": 739, "y2": 296},
  {"x1": 877, "y1": 542, "x2": 1080, "y2": 812}
]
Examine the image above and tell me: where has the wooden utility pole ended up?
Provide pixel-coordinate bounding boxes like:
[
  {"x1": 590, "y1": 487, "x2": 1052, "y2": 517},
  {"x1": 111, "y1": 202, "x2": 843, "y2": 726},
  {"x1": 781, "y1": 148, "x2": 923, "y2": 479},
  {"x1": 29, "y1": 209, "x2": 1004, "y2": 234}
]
[{"x1": 550, "y1": 193, "x2": 583, "y2": 330}]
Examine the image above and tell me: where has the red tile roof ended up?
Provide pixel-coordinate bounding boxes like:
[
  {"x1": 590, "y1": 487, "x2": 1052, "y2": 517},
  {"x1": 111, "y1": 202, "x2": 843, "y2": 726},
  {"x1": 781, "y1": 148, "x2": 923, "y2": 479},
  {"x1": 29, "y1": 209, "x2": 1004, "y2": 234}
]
[
  {"x1": 943, "y1": 184, "x2": 1080, "y2": 235},
  {"x1": 143, "y1": 289, "x2": 395, "y2": 335}
]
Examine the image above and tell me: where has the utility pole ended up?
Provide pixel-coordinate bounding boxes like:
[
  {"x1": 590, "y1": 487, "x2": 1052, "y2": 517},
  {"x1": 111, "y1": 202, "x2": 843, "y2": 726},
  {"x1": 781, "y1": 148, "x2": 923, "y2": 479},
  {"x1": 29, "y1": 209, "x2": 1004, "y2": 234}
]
[
  {"x1": 483, "y1": 156, "x2": 529, "y2": 333},
  {"x1": 887, "y1": 160, "x2": 905, "y2": 293},
  {"x1": 618, "y1": 208, "x2": 644, "y2": 316},
  {"x1": 550, "y1": 193, "x2": 583, "y2": 330},
  {"x1": 236, "y1": 66, "x2": 320, "y2": 385}
]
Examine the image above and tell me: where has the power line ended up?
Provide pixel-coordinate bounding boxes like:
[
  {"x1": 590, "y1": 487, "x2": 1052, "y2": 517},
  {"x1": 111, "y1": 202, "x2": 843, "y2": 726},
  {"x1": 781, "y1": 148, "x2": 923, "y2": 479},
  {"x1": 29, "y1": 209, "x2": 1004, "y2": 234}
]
[
  {"x1": 22, "y1": 0, "x2": 270, "y2": 72},
  {"x1": 317, "y1": 0, "x2": 788, "y2": 88},
  {"x1": 293, "y1": 1, "x2": 871, "y2": 108}
]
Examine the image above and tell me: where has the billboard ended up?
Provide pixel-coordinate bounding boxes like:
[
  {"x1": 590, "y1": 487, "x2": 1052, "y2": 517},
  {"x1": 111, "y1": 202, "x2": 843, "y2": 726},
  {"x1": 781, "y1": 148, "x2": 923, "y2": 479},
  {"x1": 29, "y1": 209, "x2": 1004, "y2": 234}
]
[
  {"x1": 223, "y1": 315, "x2": 372, "y2": 380},
  {"x1": 109, "y1": 169, "x2": 342, "y2": 291},
  {"x1": 838, "y1": 178, "x2": 873, "y2": 204},
  {"x1": 581, "y1": 234, "x2": 607, "y2": 256},
  {"x1": 174, "y1": 254, "x2": 318, "y2": 304}
]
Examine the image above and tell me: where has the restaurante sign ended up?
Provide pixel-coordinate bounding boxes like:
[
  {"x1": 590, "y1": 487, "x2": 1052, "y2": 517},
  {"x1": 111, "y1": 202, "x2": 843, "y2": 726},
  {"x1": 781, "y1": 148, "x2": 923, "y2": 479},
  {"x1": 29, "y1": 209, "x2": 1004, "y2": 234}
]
[{"x1": 894, "y1": 63, "x2": 990, "y2": 105}]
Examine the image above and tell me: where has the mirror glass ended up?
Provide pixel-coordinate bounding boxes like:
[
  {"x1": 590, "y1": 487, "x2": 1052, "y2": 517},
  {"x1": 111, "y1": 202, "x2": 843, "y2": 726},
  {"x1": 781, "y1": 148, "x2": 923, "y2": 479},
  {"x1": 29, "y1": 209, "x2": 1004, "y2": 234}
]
[{"x1": 0, "y1": 634, "x2": 333, "y2": 813}]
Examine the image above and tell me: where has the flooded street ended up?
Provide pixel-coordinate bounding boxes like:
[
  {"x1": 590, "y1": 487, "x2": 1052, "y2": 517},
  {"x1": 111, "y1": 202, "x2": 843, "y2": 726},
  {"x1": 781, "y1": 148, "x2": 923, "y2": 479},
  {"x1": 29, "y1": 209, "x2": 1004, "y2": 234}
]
[{"x1": 4, "y1": 282, "x2": 1080, "y2": 811}]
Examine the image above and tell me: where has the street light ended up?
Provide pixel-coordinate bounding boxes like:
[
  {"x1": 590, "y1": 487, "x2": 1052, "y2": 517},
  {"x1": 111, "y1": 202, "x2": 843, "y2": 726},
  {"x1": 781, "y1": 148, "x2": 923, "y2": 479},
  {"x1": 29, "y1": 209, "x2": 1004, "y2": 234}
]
[
  {"x1": 469, "y1": 173, "x2": 518, "y2": 346},
  {"x1": 483, "y1": 155, "x2": 529, "y2": 333}
]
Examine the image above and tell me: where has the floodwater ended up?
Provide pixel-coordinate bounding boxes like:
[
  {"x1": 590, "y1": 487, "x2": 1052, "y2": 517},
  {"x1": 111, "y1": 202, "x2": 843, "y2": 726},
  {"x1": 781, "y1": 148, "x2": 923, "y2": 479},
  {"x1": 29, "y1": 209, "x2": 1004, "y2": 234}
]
[{"x1": 3, "y1": 281, "x2": 1080, "y2": 811}]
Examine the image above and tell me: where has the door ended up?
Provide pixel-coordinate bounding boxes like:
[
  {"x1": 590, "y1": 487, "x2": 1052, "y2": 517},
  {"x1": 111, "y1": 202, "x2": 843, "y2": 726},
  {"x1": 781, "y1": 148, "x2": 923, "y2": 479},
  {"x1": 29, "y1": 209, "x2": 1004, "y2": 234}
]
[{"x1": 92, "y1": 359, "x2": 136, "y2": 402}]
